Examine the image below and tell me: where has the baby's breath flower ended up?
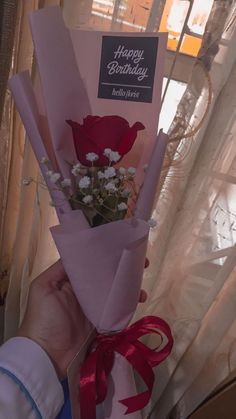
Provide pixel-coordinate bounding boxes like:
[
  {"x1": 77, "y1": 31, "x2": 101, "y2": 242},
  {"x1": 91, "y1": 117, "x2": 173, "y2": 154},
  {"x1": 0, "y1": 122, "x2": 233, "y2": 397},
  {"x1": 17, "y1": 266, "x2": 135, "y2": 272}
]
[
  {"x1": 61, "y1": 178, "x2": 71, "y2": 188},
  {"x1": 121, "y1": 189, "x2": 130, "y2": 198},
  {"x1": 103, "y1": 149, "x2": 121, "y2": 162},
  {"x1": 22, "y1": 178, "x2": 31, "y2": 186},
  {"x1": 128, "y1": 167, "x2": 136, "y2": 176},
  {"x1": 104, "y1": 182, "x2": 117, "y2": 192},
  {"x1": 148, "y1": 218, "x2": 157, "y2": 228},
  {"x1": 109, "y1": 151, "x2": 121, "y2": 162},
  {"x1": 46, "y1": 170, "x2": 53, "y2": 177},
  {"x1": 104, "y1": 167, "x2": 116, "y2": 179},
  {"x1": 41, "y1": 157, "x2": 49, "y2": 164},
  {"x1": 86, "y1": 152, "x2": 99, "y2": 162},
  {"x1": 49, "y1": 172, "x2": 61, "y2": 183},
  {"x1": 82, "y1": 195, "x2": 93, "y2": 204},
  {"x1": 119, "y1": 167, "x2": 126, "y2": 175},
  {"x1": 98, "y1": 171, "x2": 105, "y2": 179},
  {"x1": 71, "y1": 163, "x2": 81, "y2": 176},
  {"x1": 79, "y1": 176, "x2": 90, "y2": 189},
  {"x1": 104, "y1": 148, "x2": 112, "y2": 158},
  {"x1": 118, "y1": 202, "x2": 128, "y2": 211}
]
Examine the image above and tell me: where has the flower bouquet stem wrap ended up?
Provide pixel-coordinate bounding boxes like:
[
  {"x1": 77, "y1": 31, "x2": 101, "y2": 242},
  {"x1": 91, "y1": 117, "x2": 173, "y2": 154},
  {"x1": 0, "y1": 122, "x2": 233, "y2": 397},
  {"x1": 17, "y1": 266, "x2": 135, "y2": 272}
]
[{"x1": 9, "y1": 6, "x2": 173, "y2": 418}]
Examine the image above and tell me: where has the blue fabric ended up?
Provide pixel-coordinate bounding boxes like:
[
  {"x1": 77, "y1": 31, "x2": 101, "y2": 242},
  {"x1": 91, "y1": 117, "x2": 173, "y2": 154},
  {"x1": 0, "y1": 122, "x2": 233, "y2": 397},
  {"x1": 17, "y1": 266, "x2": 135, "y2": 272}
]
[{"x1": 56, "y1": 379, "x2": 72, "y2": 419}]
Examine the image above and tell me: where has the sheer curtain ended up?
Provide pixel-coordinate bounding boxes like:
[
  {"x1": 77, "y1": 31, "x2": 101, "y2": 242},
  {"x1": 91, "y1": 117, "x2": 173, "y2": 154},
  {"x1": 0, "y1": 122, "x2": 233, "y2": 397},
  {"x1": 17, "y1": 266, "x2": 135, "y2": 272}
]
[
  {"x1": 0, "y1": 1, "x2": 236, "y2": 418},
  {"x1": 0, "y1": 0, "x2": 62, "y2": 339}
]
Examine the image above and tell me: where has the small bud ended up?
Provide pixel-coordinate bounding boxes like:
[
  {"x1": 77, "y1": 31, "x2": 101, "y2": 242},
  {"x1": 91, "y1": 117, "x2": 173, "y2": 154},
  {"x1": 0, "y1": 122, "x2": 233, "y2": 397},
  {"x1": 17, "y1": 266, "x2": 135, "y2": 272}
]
[
  {"x1": 61, "y1": 178, "x2": 71, "y2": 188},
  {"x1": 22, "y1": 178, "x2": 31, "y2": 186},
  {"x1": 41, "y1": 157, "x2": 49, "y2": 164},
  {"x1": 148, "y1": 218, "x2": 157, "y2": 228}
]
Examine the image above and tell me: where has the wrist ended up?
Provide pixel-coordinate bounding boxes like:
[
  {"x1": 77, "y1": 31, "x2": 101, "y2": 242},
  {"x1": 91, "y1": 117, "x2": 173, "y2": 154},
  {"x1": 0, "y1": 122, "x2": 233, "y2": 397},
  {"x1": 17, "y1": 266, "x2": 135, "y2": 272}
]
[{"x1": 17, "y1": 326, "x2": 66, "y2": 380}]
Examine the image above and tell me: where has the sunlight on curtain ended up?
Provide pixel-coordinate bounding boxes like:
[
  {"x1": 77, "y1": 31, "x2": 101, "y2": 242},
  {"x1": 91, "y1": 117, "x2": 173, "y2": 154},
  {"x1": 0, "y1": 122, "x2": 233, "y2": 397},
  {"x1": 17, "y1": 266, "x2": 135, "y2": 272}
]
[
  {"x1": 160, "y1": 79, "x2": 186, "y2": 133},
  {"x1": 0, "y1": 0, "x2": 236, "y2": 418},
  {"x1": 1, "y1": 0, "x2": 61, "y2": 339}
]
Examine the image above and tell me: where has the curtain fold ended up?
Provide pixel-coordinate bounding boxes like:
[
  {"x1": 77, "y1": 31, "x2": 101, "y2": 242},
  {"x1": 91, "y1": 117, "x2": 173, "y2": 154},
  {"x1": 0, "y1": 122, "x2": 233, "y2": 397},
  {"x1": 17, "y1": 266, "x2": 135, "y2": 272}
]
[
  {"x1": 0, "y1": 1, "x2": 18, "y2": 314},
  {"x1": 1, "y1": 0, "x2": 61, "y2": 339},
  {"x1": 0, "y1": 0, "x2": 18, "y2": 123},
  {"x1": 143, "y1": 4, "x2": 236, "y2": 416}
]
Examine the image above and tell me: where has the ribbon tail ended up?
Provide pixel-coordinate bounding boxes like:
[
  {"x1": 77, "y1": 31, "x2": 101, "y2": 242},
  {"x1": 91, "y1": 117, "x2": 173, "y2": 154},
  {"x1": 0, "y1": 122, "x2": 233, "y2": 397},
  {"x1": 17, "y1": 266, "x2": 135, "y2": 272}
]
[
  {"x1": 119, "y1": 390, "x2": 150, "y2": 414},
  {"x1": 79, "y1": 351, "x2": 98, "y2": 419},
  {"x1": 116, "y1": 342, "x2": 154, "y2": 413},
  {"x1": 96, "y1": 349, "x2": 114, "y2": 404}
]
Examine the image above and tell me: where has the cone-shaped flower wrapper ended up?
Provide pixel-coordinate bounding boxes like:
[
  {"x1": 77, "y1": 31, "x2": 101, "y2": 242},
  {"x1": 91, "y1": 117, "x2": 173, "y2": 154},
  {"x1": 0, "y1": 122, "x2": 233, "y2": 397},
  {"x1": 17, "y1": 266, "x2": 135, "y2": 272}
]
[{"x1": 9, "y1": 6, "x2": 173, "y2": 419}]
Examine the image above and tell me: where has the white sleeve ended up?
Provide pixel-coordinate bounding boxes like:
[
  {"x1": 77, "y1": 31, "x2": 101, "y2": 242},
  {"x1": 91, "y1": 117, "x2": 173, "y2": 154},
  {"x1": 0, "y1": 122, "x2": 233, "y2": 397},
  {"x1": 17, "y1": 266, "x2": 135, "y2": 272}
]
[{"x1": 0, "y1": 337, "x2": 64, "y2": 419}]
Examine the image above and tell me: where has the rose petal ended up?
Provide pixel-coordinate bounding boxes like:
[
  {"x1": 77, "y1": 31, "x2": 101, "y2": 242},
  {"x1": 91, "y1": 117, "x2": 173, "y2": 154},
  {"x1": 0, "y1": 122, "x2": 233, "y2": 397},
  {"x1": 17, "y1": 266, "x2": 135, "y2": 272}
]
[
  {"x1": 83, "y1": 115, "x2": 100, "y2": 128},
  {"x1": 85, "y1": 115, "x2": 128, "y2": 151},
  {"x1": 66, "y1": 120, "x2": 106, "y2": 166},
  {"x1": 66, "y1": 116, "x2": 145, "y2": 167},
  {"x1": 117, "y1": 122, "x2": 145, "y2": 155}
]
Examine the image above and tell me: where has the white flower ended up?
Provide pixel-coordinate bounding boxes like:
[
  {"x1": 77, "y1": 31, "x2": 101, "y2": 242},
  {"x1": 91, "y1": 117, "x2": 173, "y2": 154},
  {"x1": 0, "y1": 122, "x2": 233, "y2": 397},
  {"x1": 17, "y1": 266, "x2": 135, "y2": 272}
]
[
  {"x1": 121, "y1": 188, "x2": 130, "y2": 198},
  {"x1": 86, "y1": 152, "x2": 99, "y2": 162},
  {"x1": 143, "y1": 164, "x2": 148, "y2": 172},
  {"x1": 104, "y1": 148, "x2": 112, "y2": 157},
  {"x1": 128, "y1": 167, "x2": 136, "y2": 176},
  {"x1": 119, "y1": 167, "x2": 126, "y2": 175},
  {"x1": 104, "y1": 167, "x2": 116, "y2": 179},
  {"x1": 118, "y1": 202, "x2": 128, "y2": 211},
  {"x1": 148, "y1": 218, "x2": 158, "y2": 228},
  {"x1": 49, "y1": 172, "x2": 61, "y2": 183},
  {"x1": 41, "y1": 157, "x2": 49, "y2": 164},
  {"x1": 22, "y1": 178, "x2": 31, "y2": 186},
  {"x1": 71, "y1": 163, "x2": 81, "y2": 176},
  {"x1": 46, "y1": 170, "x2": 53, "y2": 177},
  {"x1": 109, "y1": 151, "x2": 121, "y2": 162},
  {"x1": 82, "y1": 195, "x2": 93, "y2": 204},
  {"x1": 61, "y1": 178, "x2": 71, "y2": 188},
  {"x1": 79, "y1": 176, "x2": 91, "y2": 189},
  {"x1": 98, "y1": 171, "x2": 105, "y2": 179},
  {"x1": 103, "y1": 149, "x2": 121, "y2": 162},
  {"x1": 105, "y1": 182, "x2": 117, "y2": 192}
]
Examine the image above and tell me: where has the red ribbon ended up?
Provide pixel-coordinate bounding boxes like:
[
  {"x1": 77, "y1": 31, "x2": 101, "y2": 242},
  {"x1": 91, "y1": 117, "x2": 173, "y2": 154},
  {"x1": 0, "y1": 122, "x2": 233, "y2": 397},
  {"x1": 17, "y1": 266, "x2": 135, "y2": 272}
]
[{"x1": 79, "y1": 316, "x2": 173, "y2": 419}]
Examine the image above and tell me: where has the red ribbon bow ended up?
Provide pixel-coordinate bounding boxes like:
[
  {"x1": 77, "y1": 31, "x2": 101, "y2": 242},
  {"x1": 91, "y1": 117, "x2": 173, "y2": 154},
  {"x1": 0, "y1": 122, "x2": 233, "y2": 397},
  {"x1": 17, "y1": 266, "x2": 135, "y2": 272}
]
[{"x1": 79, "y1": 316, "x2": 173, "y2": 419}]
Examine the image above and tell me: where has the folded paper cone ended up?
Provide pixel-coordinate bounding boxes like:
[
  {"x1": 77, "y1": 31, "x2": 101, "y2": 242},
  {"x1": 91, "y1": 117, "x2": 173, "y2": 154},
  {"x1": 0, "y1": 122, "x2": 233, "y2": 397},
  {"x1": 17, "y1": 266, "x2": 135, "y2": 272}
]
[
  {"x1": 51, "y1": 214, "x2": 149, "y2": 331},
  {"x1": 9, "y1": 6, "x2": 170, "y2": 418}
]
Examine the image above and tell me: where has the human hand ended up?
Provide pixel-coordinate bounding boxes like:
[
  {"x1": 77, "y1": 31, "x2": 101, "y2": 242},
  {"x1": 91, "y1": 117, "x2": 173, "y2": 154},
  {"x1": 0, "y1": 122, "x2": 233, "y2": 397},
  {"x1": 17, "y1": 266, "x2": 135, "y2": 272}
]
[
  {"x1": 18, "y1": 260, "x2": 88, "y2": 379},
  {"x1": 18, "y1": 258, "x2": 148, "y2": 379}
]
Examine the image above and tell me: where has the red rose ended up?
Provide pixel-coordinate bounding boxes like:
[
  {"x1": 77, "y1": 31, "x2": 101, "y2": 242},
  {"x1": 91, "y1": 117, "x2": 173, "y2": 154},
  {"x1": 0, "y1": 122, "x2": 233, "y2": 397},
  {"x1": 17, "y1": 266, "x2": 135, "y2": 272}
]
[{"x1": 66, "y1": 115, "x2": 145, "y2": 166}]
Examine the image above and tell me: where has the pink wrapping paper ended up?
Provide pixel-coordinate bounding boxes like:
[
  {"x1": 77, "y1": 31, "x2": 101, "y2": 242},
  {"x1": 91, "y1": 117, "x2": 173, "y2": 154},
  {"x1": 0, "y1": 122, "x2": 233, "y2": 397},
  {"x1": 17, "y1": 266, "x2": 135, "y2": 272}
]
[
  {"x1": 9, "y1": 6, "x2": 169, "y2": 418},
  {"x1": 8, "y1": 71, "x2": 71, "y2": 219}
]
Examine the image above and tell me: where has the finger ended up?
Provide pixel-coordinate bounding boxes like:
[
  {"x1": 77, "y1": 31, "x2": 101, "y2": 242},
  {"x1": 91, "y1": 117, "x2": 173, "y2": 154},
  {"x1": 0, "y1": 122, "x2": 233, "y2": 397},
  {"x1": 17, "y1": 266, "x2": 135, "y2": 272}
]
[
  {"x1": 35, "y1": 259, "x2": 67, "y2": 287},
  {"x1": 145, "y1": 258, "x2": 150, "y2": 268},
  {"x1": 139, "y1": 289, "x2": 148, "y2": 303}
]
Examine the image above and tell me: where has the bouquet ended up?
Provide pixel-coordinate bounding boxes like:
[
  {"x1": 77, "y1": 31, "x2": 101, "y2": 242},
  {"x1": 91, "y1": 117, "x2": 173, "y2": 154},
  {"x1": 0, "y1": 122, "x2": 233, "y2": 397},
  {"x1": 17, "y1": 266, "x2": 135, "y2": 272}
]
[{"x1": 9, "y1": 6, "x2": 173, "y2": 419}]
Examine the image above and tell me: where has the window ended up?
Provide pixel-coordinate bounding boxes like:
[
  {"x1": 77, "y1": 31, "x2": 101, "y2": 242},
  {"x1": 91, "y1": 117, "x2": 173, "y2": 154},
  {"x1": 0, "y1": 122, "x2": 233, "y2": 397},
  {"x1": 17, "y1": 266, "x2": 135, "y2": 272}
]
[
  {"x1": 91, "y1": 0, "x2": 214, "y2": 56},
  {"x1": 160, "y1": 78, "x2": 186, "y2": 132},
  {"x1": 159, "y1": 0, "x2": 214, "y2": 56}
]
